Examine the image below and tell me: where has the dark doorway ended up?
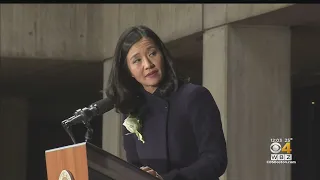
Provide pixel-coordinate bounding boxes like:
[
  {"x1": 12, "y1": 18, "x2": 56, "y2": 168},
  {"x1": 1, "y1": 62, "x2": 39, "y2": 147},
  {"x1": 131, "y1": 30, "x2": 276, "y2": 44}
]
[{"x1": 291, "y1": 85, "x2": 319, "y2": 180}]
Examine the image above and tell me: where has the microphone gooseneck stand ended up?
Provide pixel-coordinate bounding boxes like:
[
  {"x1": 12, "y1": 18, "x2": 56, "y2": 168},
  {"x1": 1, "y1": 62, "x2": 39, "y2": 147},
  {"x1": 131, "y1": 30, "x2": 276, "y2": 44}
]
[{"x1": 61, "y1": 107, "x2": 95, "y2": 144}]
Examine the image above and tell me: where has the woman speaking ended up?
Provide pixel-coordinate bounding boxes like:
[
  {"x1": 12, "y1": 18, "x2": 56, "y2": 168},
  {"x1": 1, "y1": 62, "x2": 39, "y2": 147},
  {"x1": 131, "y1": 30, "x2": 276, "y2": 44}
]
[{"x1": 106, "y1": 25, "x2": 227, "y2": 180}]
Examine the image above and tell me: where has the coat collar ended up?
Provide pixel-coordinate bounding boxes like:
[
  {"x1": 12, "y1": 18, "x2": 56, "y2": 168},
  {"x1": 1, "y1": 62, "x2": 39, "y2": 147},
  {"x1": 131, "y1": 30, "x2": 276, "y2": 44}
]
[{"x1": 140, "y1": 86, "x2": 162, "y2": 98}]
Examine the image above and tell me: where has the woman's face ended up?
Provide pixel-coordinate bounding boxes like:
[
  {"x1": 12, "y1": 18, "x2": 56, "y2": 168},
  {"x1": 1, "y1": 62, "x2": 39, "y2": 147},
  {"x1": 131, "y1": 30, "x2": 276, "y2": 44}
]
[{"x1": 126, "y1": 37, "x2": 163, "y2": 93}]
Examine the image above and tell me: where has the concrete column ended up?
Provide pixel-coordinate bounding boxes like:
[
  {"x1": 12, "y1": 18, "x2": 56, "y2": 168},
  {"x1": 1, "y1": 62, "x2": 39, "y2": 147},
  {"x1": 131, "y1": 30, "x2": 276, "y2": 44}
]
[
  {"x1": 102, "y1": 59, "x2": 124, "y2": 159},
  {"x1": 203, "y1": 25, "x2": 291, "y2": 180},
  {"x1": 203, "y1": 26, "x2": 229, "y2": 180},
  {"x1": 0, "y1": 97, "x2": 29, "y2": 180}
]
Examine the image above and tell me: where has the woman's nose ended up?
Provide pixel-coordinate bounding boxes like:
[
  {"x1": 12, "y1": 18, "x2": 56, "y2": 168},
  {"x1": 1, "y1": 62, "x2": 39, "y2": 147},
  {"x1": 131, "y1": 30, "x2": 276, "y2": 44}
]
[{"x1": 143, "y1": 58, "x2": 154, "y2": 69}]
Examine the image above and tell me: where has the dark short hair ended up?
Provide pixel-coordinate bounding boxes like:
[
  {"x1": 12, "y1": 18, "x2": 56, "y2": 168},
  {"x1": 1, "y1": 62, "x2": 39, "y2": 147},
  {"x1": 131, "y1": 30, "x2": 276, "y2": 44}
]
[{"x1": 105, "y1": 25, "x2": 186, "y2": 115}]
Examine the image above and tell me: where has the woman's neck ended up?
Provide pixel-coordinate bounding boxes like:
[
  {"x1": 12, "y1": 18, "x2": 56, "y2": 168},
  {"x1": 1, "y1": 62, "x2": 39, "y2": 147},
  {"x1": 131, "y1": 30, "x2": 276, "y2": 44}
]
[{"x1": 143, "y1": 85, "x2": 158, "y2": 94}]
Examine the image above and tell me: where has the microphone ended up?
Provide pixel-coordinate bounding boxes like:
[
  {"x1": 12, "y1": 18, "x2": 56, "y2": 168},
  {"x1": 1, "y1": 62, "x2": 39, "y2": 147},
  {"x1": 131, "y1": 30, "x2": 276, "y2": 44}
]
[
  {"x1": 89, "y1": 97, "x2": 115, "y2": 116},
  {"x1": 61, "y1": 97, "x2": 114, "y2": 126}
]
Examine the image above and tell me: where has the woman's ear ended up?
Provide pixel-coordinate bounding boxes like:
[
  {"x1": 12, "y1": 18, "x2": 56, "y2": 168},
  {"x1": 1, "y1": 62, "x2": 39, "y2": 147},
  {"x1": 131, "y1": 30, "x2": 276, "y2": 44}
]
[
  {"x1": 129, "y1": 70, "x2": 134, "y2": 78},
  {"x1": 130, "y1": 72, "x2": 135, "y2": 78}
]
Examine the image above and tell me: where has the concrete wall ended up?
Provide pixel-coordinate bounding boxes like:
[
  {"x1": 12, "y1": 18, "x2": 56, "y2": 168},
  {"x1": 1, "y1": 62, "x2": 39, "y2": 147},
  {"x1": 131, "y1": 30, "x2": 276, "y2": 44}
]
[
  {"x1": 0, "y1": 4, "x2": 202, "y2": 61},
  {"x1": 0, "y1": 4, "x2": 292, "y2": 61},
  {"x1": 0, "y1": 4, "x2": 100, "y2": 60}
]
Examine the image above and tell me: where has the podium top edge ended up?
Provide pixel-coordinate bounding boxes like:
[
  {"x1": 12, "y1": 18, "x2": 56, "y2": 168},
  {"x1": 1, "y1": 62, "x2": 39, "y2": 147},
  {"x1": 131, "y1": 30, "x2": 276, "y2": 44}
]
[{"x1": 45, "y1": 142, "x2": 87, "y2": 153}]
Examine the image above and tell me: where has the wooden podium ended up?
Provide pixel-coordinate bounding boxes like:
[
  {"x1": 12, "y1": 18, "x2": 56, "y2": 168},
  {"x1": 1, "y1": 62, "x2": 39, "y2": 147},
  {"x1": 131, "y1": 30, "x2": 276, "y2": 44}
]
[{"x1": 45, "y1": 142, "x2": 158, "y2": 180}]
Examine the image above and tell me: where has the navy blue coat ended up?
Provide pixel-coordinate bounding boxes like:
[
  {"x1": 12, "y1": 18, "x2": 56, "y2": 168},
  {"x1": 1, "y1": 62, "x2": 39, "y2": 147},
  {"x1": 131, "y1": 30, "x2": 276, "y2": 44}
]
[{"x1": 122, "y1": 83, "x2": 227, "y2": 180}]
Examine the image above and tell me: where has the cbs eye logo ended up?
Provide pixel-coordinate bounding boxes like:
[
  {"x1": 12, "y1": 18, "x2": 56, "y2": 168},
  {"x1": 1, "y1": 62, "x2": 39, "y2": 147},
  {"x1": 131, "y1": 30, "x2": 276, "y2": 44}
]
[{"x1": 270, "y1": 142, "x2": 292, "y2": 154}]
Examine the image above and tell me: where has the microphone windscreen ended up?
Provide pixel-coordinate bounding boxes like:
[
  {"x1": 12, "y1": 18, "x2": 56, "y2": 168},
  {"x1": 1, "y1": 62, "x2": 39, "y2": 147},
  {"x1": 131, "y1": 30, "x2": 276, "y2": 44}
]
[{"x1": 91, "y1": 98, "x2": 114, "y2": 115}]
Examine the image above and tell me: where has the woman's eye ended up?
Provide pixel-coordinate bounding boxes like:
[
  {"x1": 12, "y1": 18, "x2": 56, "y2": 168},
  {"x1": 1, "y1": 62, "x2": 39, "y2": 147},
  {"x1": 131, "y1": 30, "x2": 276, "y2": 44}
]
[
  {"x1": 149, "y1": 51, "x2": 157, "y2": 57},
  {"x1": 133, "y1": 59, "x2": 141, "y2": 64}
]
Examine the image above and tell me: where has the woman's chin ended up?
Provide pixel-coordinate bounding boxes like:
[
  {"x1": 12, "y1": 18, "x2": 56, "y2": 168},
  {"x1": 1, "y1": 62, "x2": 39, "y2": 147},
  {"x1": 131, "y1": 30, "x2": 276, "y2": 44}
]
[
  {"x1": 142, "y1": 82, "x2": 160, "y2": 90},
  {"x1": 144, "y1": 79, "x2": 161, "y2": 87}
]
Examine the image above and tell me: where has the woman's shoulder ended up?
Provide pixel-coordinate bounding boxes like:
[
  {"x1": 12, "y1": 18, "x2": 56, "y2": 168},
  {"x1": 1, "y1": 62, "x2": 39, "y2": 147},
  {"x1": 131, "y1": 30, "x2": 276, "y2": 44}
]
[
  {"x1": 177, "y1": 83, "x2": 212, "y2": 98},
  {"x1": 175, "y1": 83, "x2": 217, "y2": 111}
]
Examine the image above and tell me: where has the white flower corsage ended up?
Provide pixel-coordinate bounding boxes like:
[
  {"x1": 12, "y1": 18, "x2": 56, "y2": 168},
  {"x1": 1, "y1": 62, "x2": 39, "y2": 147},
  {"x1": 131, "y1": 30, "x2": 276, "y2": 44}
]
[{"x1": 123, "y1": 115, "x2": 145, "y2": 143}]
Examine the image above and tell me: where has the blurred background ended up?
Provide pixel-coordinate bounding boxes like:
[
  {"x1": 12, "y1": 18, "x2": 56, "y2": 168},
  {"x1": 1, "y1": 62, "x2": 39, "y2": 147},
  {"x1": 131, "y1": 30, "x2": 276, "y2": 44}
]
[{"x1": 0, "y1": 4, "x2": 319, "y2": 180}]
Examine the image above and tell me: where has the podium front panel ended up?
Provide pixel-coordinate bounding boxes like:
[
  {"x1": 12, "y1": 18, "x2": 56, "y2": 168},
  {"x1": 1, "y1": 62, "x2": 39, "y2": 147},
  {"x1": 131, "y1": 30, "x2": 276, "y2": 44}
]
[
  {"x1": 45, "y1": 142, "x2": 158, "y2": 180},
  {"x1": 45, "y1": 143, "x2": 89, "y2": 180},
  {"x1": 86, "y1": 143, "x2": 158, "y2": 180}
]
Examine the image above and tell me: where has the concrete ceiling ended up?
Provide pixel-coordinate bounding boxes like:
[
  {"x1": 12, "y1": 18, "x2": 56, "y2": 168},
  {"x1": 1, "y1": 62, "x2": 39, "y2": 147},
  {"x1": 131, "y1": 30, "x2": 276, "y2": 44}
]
[{"x1": 237, "y1": 4, "x2": 320, "y2": 27}]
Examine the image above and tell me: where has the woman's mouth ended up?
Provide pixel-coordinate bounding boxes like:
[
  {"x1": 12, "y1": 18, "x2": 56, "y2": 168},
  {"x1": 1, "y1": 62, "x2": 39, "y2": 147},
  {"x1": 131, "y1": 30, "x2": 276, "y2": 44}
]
[{"x1": 146, "y1": 70, "x2": 158, "y2": 78}]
